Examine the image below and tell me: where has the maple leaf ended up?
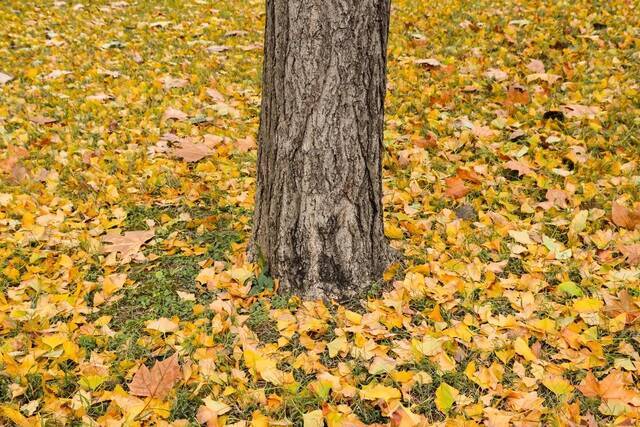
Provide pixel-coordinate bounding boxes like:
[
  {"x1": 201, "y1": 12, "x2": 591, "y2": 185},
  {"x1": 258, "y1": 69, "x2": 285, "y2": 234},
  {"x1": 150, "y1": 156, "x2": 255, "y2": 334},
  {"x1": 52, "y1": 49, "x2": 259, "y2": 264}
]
[
  {"x1": 161, "y1": 75, "x2": 188, "y2": 90},
  {"x1": 619, "y1": 244, "x2": 640, "y2": 266},
  {"x1": 577, "y1": 370, "x2": 637, "y2": 402},
  {"x1": 128, "y1": 353, "x2": 181, "y2": 400},
  {"x1": 526, "y1": 59, "x2": 545, "y2": 73},
  {"x1": 485, "y1": 68, "x2": 508, "y2": 81},
  {"x1": 611, "y1": 202, "x2": 640, "y2": 229},
  {"x1": 561, "y1": 104, "x2": 600, "y2": 119},
  {"x1": 504, "y1": 85, "x2": 530, "y2": 107},
  {"x1": 101, "y1": 230, "x2": 154, "y2": 260},
  {"x1": 444, "y1": 176, "x2": 470, "y2": 199},
  {"x1": 206, "y1": 87, "x2": 225, "y2": 101},
  {"x1": 162, "y1": 107, "x2": 188, "y2": 121},
  {"x1": 504, "y1": 159, "x2": 535, "y2": 176},
  {"x1": 171, "y1": 140, "x2": 215, "y2": 162},
  {"x1": 0, "y1": 72, "x2": 13, "y2": 85},
  {"x1": 236, "y1": 136, "x2": 257, "y2": 153},
  {"x1": 28, "y1": 115, "x2": 58, "y2": 125}
]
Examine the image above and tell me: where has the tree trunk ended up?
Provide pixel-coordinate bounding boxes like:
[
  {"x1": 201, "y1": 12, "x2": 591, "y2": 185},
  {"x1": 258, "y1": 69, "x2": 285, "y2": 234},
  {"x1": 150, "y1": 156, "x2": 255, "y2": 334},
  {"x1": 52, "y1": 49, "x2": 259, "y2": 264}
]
[{"x1": 252, "y1": 0, "x2": 394, "y2": 300}]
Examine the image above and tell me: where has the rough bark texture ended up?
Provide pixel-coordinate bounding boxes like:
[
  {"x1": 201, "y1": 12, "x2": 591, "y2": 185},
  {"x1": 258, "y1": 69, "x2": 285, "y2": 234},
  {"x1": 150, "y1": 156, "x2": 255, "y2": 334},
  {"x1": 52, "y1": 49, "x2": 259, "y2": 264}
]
[{"x1": 252, "y1": 0, "x2": 394, "y2": 300}]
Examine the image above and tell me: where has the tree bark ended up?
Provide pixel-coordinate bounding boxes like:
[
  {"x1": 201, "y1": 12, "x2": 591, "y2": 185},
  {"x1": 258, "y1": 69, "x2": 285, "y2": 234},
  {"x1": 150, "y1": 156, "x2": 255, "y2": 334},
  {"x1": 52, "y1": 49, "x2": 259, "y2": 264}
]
[{"x1": 252, "y1": 0, "x2": 394, "y2": 300}]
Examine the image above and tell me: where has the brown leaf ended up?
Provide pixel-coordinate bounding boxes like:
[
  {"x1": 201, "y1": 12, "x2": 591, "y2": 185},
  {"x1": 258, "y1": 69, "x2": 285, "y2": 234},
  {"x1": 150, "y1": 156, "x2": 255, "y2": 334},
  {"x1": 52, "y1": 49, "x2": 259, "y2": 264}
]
[
  {"x1": 414, "y1": 58, "x2": 442, "y2": 68},
  {"x1": 206, "y1": 88, "x2": 225, "y2": 102},
  {"x1": 619, "y1": 244, "x2": 640, "y2": 266},
  {"x1": 28, "y1": 115, "x2": 58, "y2": 125},
  {"x1": 236, "y1": 136, "x2": 257, "y2": 153},
  {"x1": 162, "y1": 107, "x2": 188, "y2": 121},
  {"x1": 102, "y1": 230, "x2": 154, "y2": 260},
  {"x1": 561, "y1": 104, "x2": 600, "y2": 119},
  {"x1": 538, "y1": 189, "x2": 569, "y2": 210},
  {"x1": 128, "y1": 353, "x2": 181, "y2": 400},
  {"x1": 161, "y1": 76, "x2": 188, "y2": 90},
  {"x1": 612, "y1": 202, "x2": 640, "y2": 229},
  {"x1": 504, "y1": 85, "x2": 530, "y2": 107},
  {"x1": 171, "y1": 141, "x2": 214, "y2": 162},
  {"x1": 484, "y1": 68, "x2": 508, "y2": 81},
  {"x1": 444, "y1": 176, "x2": 470, "y2": 199},
  {"x1": 526, "y1": 59, "x2": 545, "y2": 73},
  {"x1": 505, "y1": 159, "x2": 535, "y2": 176},
  {"x1": 0, "y1": 72, "x2": 13, "y2": 85}
]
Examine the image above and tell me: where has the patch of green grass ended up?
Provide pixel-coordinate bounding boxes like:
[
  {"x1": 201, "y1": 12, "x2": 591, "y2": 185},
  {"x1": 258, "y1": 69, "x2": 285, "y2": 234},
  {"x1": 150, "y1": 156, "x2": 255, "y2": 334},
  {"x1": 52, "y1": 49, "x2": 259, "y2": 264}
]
[
  {"x1": 487, "y1": 297, "x2": 516, "y2": 316},
  {"x1": 170, "y1": 388, "x2": 203, "y2": 423},
  {"x1": 246, "y1": 301, "x2": 279, "y2": 343},
  {"x1": 0, "y1": 376, "x2": 11, "y2": 403}
]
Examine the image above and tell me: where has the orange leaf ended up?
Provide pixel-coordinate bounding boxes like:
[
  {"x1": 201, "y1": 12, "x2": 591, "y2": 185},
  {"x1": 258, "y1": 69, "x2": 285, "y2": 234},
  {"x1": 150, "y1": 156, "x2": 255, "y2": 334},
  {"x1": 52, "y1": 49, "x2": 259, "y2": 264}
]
[
  {"x1": 456, "y1": 168, "x2": 482, "y2": 184},
  {"x1": 577, "y1": 370, "x2": 636, "y2": 402},
  {"x1": 444, "y1": 176, "x2": 470, "y2": 199},
  {"x1": 128, "y1": 353, "x2": 181, "y2": 400},
  {"x1": 611, "y1": 202, "x2": 640, "y2": 229}
]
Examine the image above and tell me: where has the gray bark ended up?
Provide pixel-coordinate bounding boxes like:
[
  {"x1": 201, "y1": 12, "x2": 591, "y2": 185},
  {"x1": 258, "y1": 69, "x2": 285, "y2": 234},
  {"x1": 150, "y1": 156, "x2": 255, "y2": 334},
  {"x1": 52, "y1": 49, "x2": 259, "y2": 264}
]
[{"x1": 251, "y1": 0, "x2": 394, "y2": 300}]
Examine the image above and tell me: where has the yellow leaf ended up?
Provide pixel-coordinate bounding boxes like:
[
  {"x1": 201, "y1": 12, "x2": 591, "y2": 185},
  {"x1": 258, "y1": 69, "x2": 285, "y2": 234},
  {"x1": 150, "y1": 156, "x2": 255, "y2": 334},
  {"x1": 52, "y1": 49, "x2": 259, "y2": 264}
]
[
  {"x1": 359, "y1": 382, "x2": 401, "y2": 402},
  {"x1": 573, "y1": 297, "x2": 603, "y2": 313},
  {"x1": 435, "y1": 382, "x2": 459, "y2": 413},
  {"x1": 514, "y1": 337, "x2": 537, "y2": 362},
  {"x1": 384, "y1": 223, "x2": 404, "y2": 239},
  {"x1": 303, "y1": 409, "x2": 324, "y2": 427},
  {"x1": 327, "y1": 336, "x2": 348, "y2": 358},
  {"x1": 42, "y1": 334, "x2": 66, "y2": 349},
  {"x1": 146, "y1": 317, "x2": 179, "y2": 333},
  {"x1": 542, "y1": 376, "x2": 574, "y2": 395},
  {"x1": 0, "y1": 405, "x2": 30, "y2": 427}
]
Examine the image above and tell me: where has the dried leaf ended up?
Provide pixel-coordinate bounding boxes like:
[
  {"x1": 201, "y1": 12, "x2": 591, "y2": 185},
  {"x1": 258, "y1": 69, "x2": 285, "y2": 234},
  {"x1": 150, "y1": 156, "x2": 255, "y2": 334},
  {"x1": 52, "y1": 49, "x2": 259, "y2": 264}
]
[
  {"x1": 171, "y1": 141, "x2": 215, "y2": 162},
  {"x1": 444, "y1": 176, "x2": 470, "y2": 199},
  {"x1": 101, "y1": 230, "x2": 154, "y2": 260},
  {"x1": 128, "y1": 353, "x2": 181, "y2": 399},
  {"x1": 162, "y1": 107, "x2": 188, "y2": 121},
  {"x1": 612, "y1": 202, "x2": 640, "y2": 229}
]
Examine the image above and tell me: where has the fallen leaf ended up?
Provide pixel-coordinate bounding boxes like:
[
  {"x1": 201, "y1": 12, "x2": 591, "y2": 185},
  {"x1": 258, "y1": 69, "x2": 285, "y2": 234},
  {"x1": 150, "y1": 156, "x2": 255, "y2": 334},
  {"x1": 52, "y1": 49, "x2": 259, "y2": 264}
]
[
  {"x1": 0, "y1": 72, "x2": 13, "y2": 85},
  {"x1": 444, "y1": 176, "x2": 470, "y2": 199},
  {"x1": 485, "y1": 68, "x2": 508, "y2": 81},
  {"x1": 162, "y1": 107, "x2": 188, "y2": 121},
  {"x1": 128, "y1": 353, "x2": 181, "y2": 400},
  {"x1": 505, "y1": 159, "x2": 535, "y2": 176},
  {"x1": 435, "y1": 382, "x2": 459, "y2": 413},
  {"x1": 619, "y1": 244, "x2": 640, "y2": 265},
  {"x1": 101, "y1": 230, "x2": 154, "y2": 261},
  {"x1": 561, "y1": 104, "x2": 601, "y2": 119},
  {"x1": 196, "y1": 397, "x2": 232, "y2": 425},
  {"x1": 526, "y1": 59, "x2": 545, "y2": 73},
  {"x1": 28, "y1": 115, "x2": 58, "y2": 125},
  {"x1": 359, "y1": 382, "x2": 401, "y2": 403},
  {"x1": 171, "y1": 141, "x2": 215, "y2": 162},
  {"x1": 612, "y1": 202, "x2": 640, "y2": 229},
  {"x1": 146, "y1": 317, "x2": 179, "y2": 333}
]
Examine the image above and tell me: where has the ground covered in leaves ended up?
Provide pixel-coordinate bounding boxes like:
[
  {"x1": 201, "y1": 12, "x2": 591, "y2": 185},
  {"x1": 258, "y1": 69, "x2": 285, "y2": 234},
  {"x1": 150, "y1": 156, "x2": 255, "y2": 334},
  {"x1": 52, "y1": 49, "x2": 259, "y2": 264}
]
[{"x1": 1, "y1": 0, "x2": 639, "y2": 425}]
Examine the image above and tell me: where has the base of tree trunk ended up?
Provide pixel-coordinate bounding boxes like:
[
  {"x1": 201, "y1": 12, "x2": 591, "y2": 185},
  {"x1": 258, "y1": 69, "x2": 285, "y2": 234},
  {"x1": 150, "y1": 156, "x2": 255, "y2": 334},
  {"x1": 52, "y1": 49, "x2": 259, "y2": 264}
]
[{"x1": 251, "y1": 0, "x2": 395, "y2": 300}]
